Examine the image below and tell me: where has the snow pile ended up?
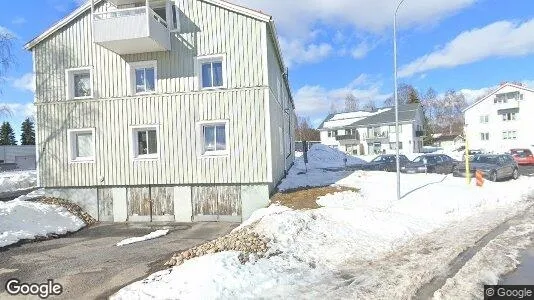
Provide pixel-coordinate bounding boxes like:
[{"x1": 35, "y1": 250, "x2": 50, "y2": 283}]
[
  {"x1": 294, "y1": 144, "x2": 367, "y2": 170},
  {"x1": 0, "y1": 170, "x2": 37, "y2": 194},
  {"x1": 116, "y1": 229, "x2": 170, "y2": 246},
  {"x1": 114, "y1": 170, "x2": 534, "y2": 299},
  {"x1": 0, "y1": 199, "x2": 85, "y2": 247}
]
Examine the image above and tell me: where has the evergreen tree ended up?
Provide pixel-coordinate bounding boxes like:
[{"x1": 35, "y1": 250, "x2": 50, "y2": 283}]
[
  {"x1": 20, "y1": 118, "x2": 35, "y2": 145},
  {"x1": 0, "y1": 121, "x2": 17, "y2": 145}
]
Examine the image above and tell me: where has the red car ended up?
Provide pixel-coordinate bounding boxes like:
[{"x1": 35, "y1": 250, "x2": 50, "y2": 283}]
[{"x1": 510, "y1": 149, "x2": 534, "y2": 165}]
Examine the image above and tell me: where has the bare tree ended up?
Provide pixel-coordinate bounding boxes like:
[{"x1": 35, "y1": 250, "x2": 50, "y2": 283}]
[
  {"x1": 434, "y1": 90, "x2": 467, "y2": 135},
  {"x1": 295, "y1": 116, "x2": 320, "y2": 141},
  {"x1": 384, "y1": 83, "x2": 420, "y2": 106},
  {"x1": 329, "y1": 101, "x2": 338, "y2": 114},
  {"x1": 344, "y1": 93, "x2": 359, "y2": 112},
  {"x1": 0, "y1": 31, "x2": 14, "y2": 93},
  {"x1": 0, "y1": 105, "x2": 11, "y2": 117},
  {"x1": 362, "y1": 100, "x2": 377, "y2": 111}
]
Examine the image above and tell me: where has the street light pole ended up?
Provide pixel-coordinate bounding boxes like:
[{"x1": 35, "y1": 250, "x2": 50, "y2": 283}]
[{"x1": 393, "y1": 0, "x2": 405, "y2": 201}]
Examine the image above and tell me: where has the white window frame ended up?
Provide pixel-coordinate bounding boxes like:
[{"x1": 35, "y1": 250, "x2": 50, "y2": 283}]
[
  {"x1": 65, "y1": 67, "x2": 93, "y2": 100},
  {"x1": 67, "y1": 128, "x2": 96, "y2": 163},
  {"x1": 196, "y1": 54, "x2": 227, "y2": 90},
  {"x1": 128, "y1": 61, "x2": 157, "y2": 95},
  {"x1": 197, "y1": 120, "x2": 230, "y2": 157},
  {"x1": 131, "y1": 125, "x2": 160, "y2": 161}
]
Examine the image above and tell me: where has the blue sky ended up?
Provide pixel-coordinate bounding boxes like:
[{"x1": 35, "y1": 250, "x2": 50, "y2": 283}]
[{"x1": 1, "y1": 0, "x2": 534, "y2": 138}]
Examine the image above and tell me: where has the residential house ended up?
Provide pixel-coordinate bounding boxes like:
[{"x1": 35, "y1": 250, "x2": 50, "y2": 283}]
[
  {"x1": 318, "y1": 103, "x2": 425, "y2": 155},
  {"x1": 432, "y1": 134, "x2": 464, "y2": 150},
  {"x1": 464, "y1": 83, "x2": 533, "y2": 153},
  {"x1": 24, "y1": 0, "x2": 296, "y2": 222}
]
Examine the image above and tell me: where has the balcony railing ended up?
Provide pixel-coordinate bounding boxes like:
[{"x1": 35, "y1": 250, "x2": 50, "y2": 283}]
[
  {"x1": 364, "y1": 132, "x2": 389, "y2": 141},
  {"x1": 336, "y1": 134, "x2": 360, "y2": 141},
  {"x1": 93, "y1": 6, "x2": 171, "y2": 54}
]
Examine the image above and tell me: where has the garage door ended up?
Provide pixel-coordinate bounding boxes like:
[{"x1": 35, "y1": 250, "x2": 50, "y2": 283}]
[
  {"x1": 15, "y1": 155, "x2": 36, "y2": 170},
  {"x1": 127, "y1": 186, "x2": 174, "y2": 222},
  {"x1": 192, "y1": 186, "x2": 241, "y2": 222}
]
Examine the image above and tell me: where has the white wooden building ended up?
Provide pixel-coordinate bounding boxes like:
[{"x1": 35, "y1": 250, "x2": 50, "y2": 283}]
[
  {"x1": 318, "y1": 104, "x2": 425, "y2": 155},
  {"x1": 24, "y1": 0, "x2": 296, "y2": 222},
  {"x1": 464, "y1": 83, "x2": 534, "y2": 153}
]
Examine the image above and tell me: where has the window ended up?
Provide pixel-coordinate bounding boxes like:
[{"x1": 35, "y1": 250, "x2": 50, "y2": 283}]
[
  {"x1": 502, "y1": 131, "x2": 517, "y2": 140},
  {"x1": 198, "y1": 55, "x2": 225, "y2": 89},
  {"x1": 132, "y1": 126, "x2": 159, "y2": 160},
  {"x1": 68, "y1": 129, "x2": 95, "y2": 162},
  {"x1": 480, "y1": 133, "x2": 490, "y2": 141},
  {"x1": 480, "y1": 115, "x2": 489, "y2": 123},
  {"x1": 389, "y1": 142, "x2": 403, "y2": 150},
  {"x1": 129, "y1": 61, "x2": 157, "y2": 94},
  {"x1": 501, "y1": 112, "x2": 517, "y2": 121},
  {"x1": 389, "y1": 125, "x2": 402, "y2": 133},
  {"x1": 200, "y1": 121, "x2": 229, "y2": 156},
  {"x1": 66, "y1": 67, "x2": 93, "y2": 99}
]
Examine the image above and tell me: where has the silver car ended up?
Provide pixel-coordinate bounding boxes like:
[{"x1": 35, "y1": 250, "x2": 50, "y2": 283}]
[{"x1": 453, "y1": 154, "x2": 520, "y2": 181}]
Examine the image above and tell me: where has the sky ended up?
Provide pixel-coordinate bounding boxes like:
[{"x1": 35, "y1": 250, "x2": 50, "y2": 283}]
[{"x1": 1, "y1": 0, "x2": 534, "y2": 140}]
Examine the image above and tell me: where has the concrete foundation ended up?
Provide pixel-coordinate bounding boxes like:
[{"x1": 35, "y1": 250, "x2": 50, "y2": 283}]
[{"x1": 45, "y1": 188, "x2": 98, "y2": 220}]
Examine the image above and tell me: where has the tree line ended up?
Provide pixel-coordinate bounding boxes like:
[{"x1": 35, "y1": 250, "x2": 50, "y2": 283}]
[{"x1": 0, "y1": 118, "x2": 35, "y2": 145}]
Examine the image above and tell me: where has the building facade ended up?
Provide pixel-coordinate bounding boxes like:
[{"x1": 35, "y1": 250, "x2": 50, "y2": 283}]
[
  {"x1": 25, "y1": 0, "x2": 296, "y2": 222},
  {"x1": 318, "y1": 104, "x2": 425, "y2": 155},
  {"x1": 464, "y1": 83, "x2": 533, "y2": 154}
]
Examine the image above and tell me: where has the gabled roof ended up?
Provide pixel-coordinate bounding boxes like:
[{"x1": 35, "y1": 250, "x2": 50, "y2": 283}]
[
  {"x1": 463, "y1": 83, "x2": 534, "y2": 112},
  {"x1": 24, "y1": 0, "x2": 272, "y2": 50},
  {"x1": 318, "y1": 103, "x2": 421, "y2": 130}
]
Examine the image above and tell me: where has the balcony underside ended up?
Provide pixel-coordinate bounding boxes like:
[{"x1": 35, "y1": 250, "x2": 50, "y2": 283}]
[{"x1": 95, "y1": 37, "x2": 170, "y2": 55}]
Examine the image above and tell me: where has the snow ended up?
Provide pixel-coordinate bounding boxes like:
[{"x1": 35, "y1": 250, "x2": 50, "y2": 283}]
[
  {"x1": 113, "y1": 146, "x2": 534, "y2": 299},
  {"x1": 116, "y1": 229, "x2": 170, "y2": 246},
  {"x1": 0, "y1": 198, "x2": 85, "y2": 247},
  {"x1": 0, "y1": 170, "x2": 37, "y2": 194}
]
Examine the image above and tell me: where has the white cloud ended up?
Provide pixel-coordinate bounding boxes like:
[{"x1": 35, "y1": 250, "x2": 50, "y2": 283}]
[
  {"x1": 459, "y1": 86, "x2": 496, "y2": 104},
  {"x1": 279, "y1": 38, "x2": 333, "y2": 67},
  {"x1": 399, "y1": 19, "x2": 534, "y2": 77},
  {"x1": 12, "y1": 73, "x2": 35, "y2": 93},
  {"x1": 11, "y1": 17, "x2": 27, "y2": 25},
  {"x1": 0, "y1": 26, "x2": 15, "y2": 37},
  {"x1": 294, "y1": 74, "x2": 390, "y2": 124},
  {"x1": 350, "y1": 41, "x2": 374, "y2": 59},
  {"x1": 0, "y1": 102, "x2": 35, "y2": 119}
]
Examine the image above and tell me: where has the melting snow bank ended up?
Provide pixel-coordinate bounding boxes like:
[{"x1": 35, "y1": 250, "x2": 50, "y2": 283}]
[
  {"x1": 0, "y1": 199, "x2": 85, "y2": 247},
  {"x1": 117, "y1": 230, "x2": 170, "y2": 246},
  {"x1": 0, "y1": 170, "x2": 37, "y2": 195},
  {"x1": 113, "y1": 172, "x2": 534, "y2": 299}
]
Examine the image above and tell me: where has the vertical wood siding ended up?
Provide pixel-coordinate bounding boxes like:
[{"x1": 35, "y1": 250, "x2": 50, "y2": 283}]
[{"x1": 36, "y1": 89, "x2": 268, "y2": 186}]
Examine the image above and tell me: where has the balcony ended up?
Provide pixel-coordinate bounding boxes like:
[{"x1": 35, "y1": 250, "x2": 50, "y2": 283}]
[
  {"x1": 364, "y1": 132, "x2": 389, "y2": 142},
  {"x1": 415, "y1": 130, "x2": 424, "y2": 137},
  {"x1": 336, "y1": 133, "x2": 360, "y2": 144},
  {"x1": 93, "y1": 6, "x2": 171, "y2": 55}
]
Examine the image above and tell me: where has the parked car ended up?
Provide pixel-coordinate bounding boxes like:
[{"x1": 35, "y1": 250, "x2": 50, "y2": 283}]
[
  {"x1": 401, "y1": 154, "x2": 459, "y2": 174},
  {"x1": 462, "y1": 149, "x2": 483, "y2": 161},
  {"x1": 510, "y1": 149, "x2": 534, "y2": 165},
  {"x1": 363, "y1": 155, "x2": 410, "y2": 172},
  {"x1": 453, "y1": 154, "x2": 519, "y2": 181}
]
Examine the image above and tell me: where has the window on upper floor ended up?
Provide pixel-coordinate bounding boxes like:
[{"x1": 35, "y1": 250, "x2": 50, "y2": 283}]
[
  {"x1": 197, "y1": 55, "x2": 225, "y2": 90},
  {"x1": 502, "y1": 130, "x2": 517, "y2": 140},
  {"x1": 68, "y1": 128, "x2": 95, "y2": 163},
  {"x1": 131, "y1": 126, "x2": 159, "y2": 160},
  {"x1": 66, "y1": 67, "x2": 92, "y2": 100},
  {"x1": 501, "y1": 112, "x2": 517, "y2": 121},
  {"x1": 327, "y1": 130, "x2": 337, "y2": 138},
  {"x1": 480, "y1": 132, "x2": 490, "y2": 141},
  {"x1": 479, "y1": 115, "x2": 489, "y2": 123},
  {"x1": 128, "y1": 61, "x2": 157, "y2": 95}
]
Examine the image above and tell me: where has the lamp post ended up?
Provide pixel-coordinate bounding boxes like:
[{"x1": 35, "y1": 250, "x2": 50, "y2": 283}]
[{"x1": 393, "y1": 0, "x2": 406, "y2": 201}]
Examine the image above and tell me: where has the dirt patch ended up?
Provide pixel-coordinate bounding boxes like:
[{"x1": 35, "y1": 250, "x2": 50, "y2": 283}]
[{"x1": 271, "y1": 186, "x2": 359, "y2": 210}]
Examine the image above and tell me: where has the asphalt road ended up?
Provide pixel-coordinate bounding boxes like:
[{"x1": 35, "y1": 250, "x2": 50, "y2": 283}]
[
  {"x1": 0, "y1": 222, "x2": 237, "y2": 299},
  {"x1": 519, "y1": 165, "x2": 534, "y2": 177}
]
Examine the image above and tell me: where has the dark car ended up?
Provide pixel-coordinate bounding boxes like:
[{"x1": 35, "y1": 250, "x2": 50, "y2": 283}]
[
  {"x1": 401, "y1": 154, "x2": 459, "y2": 174},
  {"x1": 453, "y1": 154, "x2": 519, "y2": 181},
  {"x1": 364, "y1": 155, "x2": 410, "y2": 172}
]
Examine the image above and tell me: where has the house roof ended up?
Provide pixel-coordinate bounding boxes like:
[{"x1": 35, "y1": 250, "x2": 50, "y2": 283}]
[
  {"x1": 318, "y1": 103, "x2": 421, "y2": 130},
  {"x1": 463, "y1": 83, "x2": 534, "y2": 112},
  {"x1": 24, "y1": 0, "x2": 272, "y2": 50}
]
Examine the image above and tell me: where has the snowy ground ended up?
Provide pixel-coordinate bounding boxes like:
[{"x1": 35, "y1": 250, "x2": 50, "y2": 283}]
[
  {"x1": 117, "y1": 229, "x2": 170, "y2": 246},
  {"x1": 0, "y1": 170, "x2": 37, "y2": 194},
  {"x1": 0, "y1": 197, "x2": 85, "y2": 247},
  {"x1": 114, "y1": 146, "x2": 534, "y2": 299}
]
